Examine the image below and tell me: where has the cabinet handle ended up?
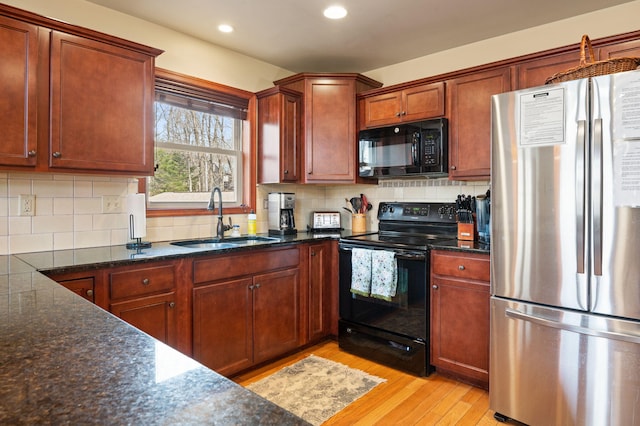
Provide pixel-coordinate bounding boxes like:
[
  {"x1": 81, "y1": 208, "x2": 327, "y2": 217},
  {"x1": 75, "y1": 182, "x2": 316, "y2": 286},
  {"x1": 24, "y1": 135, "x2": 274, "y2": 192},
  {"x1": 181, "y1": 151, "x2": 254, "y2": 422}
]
[
  {"x1": 28, "y1": 150, "x2": 36, "y2": 157},
  {"x1": 458, "y1": 265, "x2": 465, "y2": 270},
  {"x1": 52, "y1": 152, "x2": 62, "y2": 158},
  {"x1": 169, "y1": 302, "x2": 175, "y2": 308},
  {"x1": 86, "y1": 289, "x2": 94, "y2": 297},
  {"x1": 432, "y1": 285, "x2": 438, "y2": 289},
  {"x1": 142, "y1": 278, "x2": 150, "y2": 285}
]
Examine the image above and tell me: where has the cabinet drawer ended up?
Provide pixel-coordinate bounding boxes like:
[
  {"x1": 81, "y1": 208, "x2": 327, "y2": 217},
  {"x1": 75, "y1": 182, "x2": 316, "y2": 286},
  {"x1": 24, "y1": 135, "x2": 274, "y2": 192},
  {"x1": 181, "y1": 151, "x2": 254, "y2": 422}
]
[
  {"x1": 431, "y1": 251, "x2": 490, "y2": 282},
  {"x1": 193, "y1": 246, "x2": 300, "y2": 284},
  {"x1": 110, "y1": 264, "x2": 175, "y2": 300}
]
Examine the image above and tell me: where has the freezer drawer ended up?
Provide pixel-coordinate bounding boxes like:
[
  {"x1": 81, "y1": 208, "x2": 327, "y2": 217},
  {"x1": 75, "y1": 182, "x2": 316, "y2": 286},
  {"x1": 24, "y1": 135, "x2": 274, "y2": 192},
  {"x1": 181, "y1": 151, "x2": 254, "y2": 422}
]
[{"x1": 490, "y1": 297, "x2": 640, "y2": 426}]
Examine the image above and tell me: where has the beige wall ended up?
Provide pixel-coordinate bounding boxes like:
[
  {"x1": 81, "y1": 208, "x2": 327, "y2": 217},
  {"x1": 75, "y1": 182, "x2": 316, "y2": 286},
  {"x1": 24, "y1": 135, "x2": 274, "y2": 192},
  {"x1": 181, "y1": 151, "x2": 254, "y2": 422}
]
[
  {"x1": 365, "y1": 1, "x2": 640, "y2": 86},
  {"x1": 0, "y1": 0, "x2": 637, "y2": 253}
]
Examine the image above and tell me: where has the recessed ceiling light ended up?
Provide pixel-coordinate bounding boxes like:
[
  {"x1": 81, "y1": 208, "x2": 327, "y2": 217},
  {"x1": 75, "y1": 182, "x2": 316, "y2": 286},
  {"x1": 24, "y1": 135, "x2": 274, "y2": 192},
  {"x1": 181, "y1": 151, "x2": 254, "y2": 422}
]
[
  {"x1": 323, "y1": 5, "x2": 347, "y2": 20},
  {"x1": 218, "y1": 24, "x2": 234, "y2": 33}
]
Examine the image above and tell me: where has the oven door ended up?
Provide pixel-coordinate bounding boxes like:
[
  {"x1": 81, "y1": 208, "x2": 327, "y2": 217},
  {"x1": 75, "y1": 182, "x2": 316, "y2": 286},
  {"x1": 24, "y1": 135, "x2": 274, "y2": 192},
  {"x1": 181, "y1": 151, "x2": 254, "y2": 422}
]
[{"x1": 338, "y1": 243, "x2": 428, "y2": 340}]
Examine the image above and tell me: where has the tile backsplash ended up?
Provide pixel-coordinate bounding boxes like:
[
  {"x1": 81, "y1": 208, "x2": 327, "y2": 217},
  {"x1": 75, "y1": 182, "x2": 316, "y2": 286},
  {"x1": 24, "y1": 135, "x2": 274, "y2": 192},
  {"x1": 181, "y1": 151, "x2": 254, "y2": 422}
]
[{"x1": 0, "y1": 172, "x2": 489, "y2": 255}]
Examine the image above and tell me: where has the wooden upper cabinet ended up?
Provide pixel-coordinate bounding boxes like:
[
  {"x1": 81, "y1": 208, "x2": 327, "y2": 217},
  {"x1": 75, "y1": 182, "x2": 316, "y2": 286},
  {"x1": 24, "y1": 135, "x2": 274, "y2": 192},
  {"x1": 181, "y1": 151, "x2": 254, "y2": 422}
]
[
  {"x1": 598, "y1": 38, "x2": 640, "y2": 60},
  {"x1": 361, "y1": 82, "x2": 445, "y2": 128},
  {"x1": 0, "y1": 15, "x2": 39, "y2": 167},
  {"x1": 275, "y1": 73, "x2": 382, "y2": 183},
  {"x1": 516, "y1": 50, "x2": 583, "y2": 89},
  {"x1": 0, "y1": 3, "x2": 162, "y2": 175},
  {"x1": 447, "y1": 67, "x2": 512, "y2": 181},
  {"x1": 49, "y1": 31, "x2": 156, "y2": 174},
  {"x1": 257, "y1": 86, "x2": 302, "y2": 183}
]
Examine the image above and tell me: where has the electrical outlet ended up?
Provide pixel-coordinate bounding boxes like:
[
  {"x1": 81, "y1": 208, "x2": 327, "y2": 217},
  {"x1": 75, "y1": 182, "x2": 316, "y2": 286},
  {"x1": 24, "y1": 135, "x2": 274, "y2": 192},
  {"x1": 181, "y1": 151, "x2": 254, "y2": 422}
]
[
  {"x1": 102, "y1": 195, "x2": 122, "y2": 213},
  {"x1": 19, "y1": 194, "x2": 36, "y2": 216}
]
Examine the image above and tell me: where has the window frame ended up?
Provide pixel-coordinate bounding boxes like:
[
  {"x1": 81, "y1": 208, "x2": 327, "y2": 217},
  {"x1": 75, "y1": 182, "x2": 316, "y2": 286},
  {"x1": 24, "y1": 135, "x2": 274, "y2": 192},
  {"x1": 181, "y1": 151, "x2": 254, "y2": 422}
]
[{"x1": 141, "y1": 68, "x2": 256, "y2": 218}]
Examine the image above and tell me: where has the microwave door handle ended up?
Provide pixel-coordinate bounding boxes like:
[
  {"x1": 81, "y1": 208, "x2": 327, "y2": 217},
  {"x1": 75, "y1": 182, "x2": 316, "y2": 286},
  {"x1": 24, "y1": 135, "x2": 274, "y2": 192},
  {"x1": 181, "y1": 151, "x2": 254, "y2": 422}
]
[{"x1": 411, "y1": 134, "x2": 419, "y2": 166}]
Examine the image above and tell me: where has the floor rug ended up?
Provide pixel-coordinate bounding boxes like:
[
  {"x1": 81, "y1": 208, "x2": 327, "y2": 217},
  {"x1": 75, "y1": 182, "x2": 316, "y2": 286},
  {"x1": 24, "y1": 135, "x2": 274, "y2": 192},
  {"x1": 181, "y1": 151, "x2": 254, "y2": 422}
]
[{"x1": 246, "y1": 354, "x2": 386, "y2": 425}]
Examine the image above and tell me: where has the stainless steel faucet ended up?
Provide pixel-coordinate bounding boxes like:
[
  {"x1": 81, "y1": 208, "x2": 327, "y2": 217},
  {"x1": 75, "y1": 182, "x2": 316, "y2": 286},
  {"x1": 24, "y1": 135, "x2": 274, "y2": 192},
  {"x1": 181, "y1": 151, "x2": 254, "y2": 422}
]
[{"x1": 208, "y1": 187, "x2": 232, "y2": 239}]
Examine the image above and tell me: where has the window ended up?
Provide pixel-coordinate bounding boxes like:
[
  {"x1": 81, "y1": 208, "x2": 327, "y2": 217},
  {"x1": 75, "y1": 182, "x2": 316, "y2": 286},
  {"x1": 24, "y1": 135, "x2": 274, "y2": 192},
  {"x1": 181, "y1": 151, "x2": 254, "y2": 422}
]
[{"x1": 142, "y1": 69, "x2": 255, "y2": 216}]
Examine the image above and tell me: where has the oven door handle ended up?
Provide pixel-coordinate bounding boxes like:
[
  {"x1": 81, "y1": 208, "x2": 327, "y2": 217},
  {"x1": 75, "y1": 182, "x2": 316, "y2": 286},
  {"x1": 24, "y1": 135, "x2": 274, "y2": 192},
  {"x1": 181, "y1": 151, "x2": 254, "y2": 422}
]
[
  {"x1": 340, "y1": 246, "x2": 426, "y2": 261},
  {"x1": 395, "y1": 253, "x2": 426, "y2": 261}
]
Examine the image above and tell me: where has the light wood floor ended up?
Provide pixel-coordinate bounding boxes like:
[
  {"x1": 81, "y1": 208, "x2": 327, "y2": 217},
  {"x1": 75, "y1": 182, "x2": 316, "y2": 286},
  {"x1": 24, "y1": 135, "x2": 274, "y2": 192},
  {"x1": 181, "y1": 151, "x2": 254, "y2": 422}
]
[{"x1": 233, "y1": 340, "x2": 502, "y2": 425}]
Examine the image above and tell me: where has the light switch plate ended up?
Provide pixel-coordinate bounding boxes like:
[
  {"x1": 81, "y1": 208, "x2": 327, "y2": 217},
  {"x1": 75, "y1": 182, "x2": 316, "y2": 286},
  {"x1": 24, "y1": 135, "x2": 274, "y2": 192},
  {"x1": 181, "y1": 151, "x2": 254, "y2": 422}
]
[{"x1": 102, "y1": 195, "x2": 122, "y2": 213}]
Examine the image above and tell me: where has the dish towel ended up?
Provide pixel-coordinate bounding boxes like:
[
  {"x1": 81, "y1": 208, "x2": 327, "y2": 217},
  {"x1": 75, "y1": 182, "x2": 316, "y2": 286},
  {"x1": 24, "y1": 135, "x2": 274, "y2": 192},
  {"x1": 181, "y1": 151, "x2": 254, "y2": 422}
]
[
  {"x1": 350, "y1": 248, "x2": 372, "y2": 296},
  {"x1": 370, "y1": 250, "x2": 397, "y2": 301}
]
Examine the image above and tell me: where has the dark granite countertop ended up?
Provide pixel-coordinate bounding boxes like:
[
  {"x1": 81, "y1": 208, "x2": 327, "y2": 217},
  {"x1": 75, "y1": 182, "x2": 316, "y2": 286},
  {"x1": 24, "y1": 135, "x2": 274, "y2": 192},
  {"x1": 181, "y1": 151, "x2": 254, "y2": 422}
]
[
  {"x1": 0, "y1": 251, "x2": 311, "y2": 424},
  {"x1": 1, "y1": 229, "x2": 486, "y2": 423},
  {"x1": 430, "y1": 239, "x2": 490, "y2": 255}
]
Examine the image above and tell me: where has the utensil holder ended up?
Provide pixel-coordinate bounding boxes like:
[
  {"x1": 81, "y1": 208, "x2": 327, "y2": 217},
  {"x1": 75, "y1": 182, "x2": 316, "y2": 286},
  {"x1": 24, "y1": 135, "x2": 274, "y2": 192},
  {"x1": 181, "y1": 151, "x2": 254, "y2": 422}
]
[{"x1": 352, "y1": 214, "x2": 367, "y2": 234}]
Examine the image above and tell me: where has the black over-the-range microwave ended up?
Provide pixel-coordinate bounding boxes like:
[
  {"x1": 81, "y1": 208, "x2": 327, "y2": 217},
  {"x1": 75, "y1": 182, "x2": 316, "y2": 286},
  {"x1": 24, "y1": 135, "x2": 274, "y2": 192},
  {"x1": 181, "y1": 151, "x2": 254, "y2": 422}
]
[{"x1": 358, "y1": 118, "x2": 448, "y2": 178}]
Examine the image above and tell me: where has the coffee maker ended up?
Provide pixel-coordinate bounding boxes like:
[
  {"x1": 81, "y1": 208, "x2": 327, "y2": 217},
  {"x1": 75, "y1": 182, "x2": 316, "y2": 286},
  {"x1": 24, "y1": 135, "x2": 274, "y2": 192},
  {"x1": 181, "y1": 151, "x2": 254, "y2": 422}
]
[{"x1": 268, "y1": 192, "x2": 297, "y2": 236}]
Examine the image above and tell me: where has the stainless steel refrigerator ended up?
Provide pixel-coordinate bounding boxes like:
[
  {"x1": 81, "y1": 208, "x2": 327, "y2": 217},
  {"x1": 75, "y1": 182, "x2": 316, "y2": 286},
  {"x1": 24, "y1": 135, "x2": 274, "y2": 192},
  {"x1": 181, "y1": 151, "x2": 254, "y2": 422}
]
[{"x1": 490, "y1": 69, "x2": 640, "y2": 425}]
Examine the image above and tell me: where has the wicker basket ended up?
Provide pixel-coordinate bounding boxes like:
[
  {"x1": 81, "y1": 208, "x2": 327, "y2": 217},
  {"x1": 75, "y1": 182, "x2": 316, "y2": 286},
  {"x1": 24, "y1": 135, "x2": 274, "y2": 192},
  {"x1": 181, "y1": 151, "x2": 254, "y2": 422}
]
[{"x1": 545, "y1": 34, "x2": 640, "y2": 84}]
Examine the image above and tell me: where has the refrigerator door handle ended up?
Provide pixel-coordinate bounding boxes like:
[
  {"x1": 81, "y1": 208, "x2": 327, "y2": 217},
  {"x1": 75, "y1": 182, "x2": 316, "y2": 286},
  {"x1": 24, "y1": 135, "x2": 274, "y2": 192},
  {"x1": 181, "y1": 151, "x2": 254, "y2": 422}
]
[
  {"x1": 505, "y1": 308, "x2": 640, "y2": 344},
  {"x1": 576, "y1": 119, "x2": 587, "y2": 274},
  {"x1": 593, "y1": 118, "x2": 603, "y2": 276}
]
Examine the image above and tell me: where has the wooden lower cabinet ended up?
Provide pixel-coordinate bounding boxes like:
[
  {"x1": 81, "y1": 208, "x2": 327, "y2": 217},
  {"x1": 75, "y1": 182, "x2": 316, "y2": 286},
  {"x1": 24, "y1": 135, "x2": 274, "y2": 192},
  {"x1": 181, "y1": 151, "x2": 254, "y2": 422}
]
[
  {"x1": 193, "y1": 277, "x2": 254, "y2": 375},
  {"x1": 191, "y1": 246, "x2": 304, "y2": 376},
  {"x1": 430, "y1": 250, "x2": 490, "y2": 389},
  {"x1": 110, "y1": 292, "x2": 177, "y2": 348},
  {"x1": 307, "y1": 241, "x2": 336, "y2": 340},
  {"x1": 106, "y1": 260, "x2": 189, "y2": 354}
]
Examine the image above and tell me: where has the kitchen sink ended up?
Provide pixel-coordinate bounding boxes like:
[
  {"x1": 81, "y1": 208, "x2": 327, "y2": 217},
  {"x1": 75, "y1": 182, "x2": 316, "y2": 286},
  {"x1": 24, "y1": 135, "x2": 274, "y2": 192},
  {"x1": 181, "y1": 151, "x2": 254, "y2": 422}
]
[
  {"x1": 170, "y1": 240, "x2": 239, "y2": 250},
  {"x1": 170, "y1": 236, "x2": 280, "y2": 250}
]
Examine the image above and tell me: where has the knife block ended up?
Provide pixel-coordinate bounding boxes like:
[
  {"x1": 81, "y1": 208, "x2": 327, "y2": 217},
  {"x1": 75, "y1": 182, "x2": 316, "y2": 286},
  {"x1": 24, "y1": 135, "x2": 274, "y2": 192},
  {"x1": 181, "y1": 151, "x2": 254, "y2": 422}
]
[{"x1": 457, "y1": 222, "x2": 475, "y2": 241}]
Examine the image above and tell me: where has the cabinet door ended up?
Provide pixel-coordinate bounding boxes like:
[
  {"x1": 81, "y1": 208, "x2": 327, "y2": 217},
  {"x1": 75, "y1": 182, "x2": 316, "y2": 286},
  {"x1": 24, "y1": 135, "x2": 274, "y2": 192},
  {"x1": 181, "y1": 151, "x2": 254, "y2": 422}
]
[
  {"x1": 402, "y1": 82, "x2": 445, "y2": 122},
  {"x1": 447, "y1": 67, "x2": 512, "y2": 180},
  {"x1": 0, "y1": 15, "x2": 38, "y2": 167},
  {"x1": 192, "y1": 278, "x2": 253, "y2": 376},
  {"x1": 58, "y1": 277, "x2": 95, "y2": 303},
  {"x1": 431, "y1": 277, "x2": 489, "y2": 388},
  {"x1": 253, "y1": 268, "x2": 301, "y2": 363},
  {"x1": 111, "y1": 292, "x2": 177, "y2": 348},
  {"x1": 516, "y1": 51, "x2": 582, "y2": 89},
  {"x1": 598, "y1": 38, "x2": 640, "y2": 60},
  {"x1": 49, "y1": 31, "x2": 155, "y2": 174},
  {"x1": 304, "y1": 78, "x2": 356, "y2": 182},
  {"x1": 257, "y1": 88, "x2": 301, "y2": 183},
  {"x1": 308, "y1": 242, "x2": 332, "y2": 341},
  {"x1": 362, "y1": 91, "x2": 403, "y2": 127}
]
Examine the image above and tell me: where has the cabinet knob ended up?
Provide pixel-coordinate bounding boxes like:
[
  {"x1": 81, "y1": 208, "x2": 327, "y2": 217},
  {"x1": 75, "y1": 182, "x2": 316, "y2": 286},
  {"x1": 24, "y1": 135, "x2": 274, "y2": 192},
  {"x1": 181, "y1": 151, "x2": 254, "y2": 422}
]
[
  {"x1": 249, "y1": 285, "x2": 254, "y2": 290},
  {"x1": 86, "y1": 289, "x2": 94, "y2": 297},
  {"x1": 458, "y1": 265, "x2": 465, "y2": 270},
  {"x1": 432, "y1": 285, "x2": 438, "y2": 289},
  {"x1": 142, "y1": 278, "x2": 150, "y2": 285},
  {"x1": 52, "y1": 152, "x2": 62, "y2": 158},
  {"x1": 395, "y1": 112, "x2": 401, "y2": 117},
  {"x1": 169, "y1": 302, "x2": 175, "y2": 308},
  {"x1": 401, "y1": 111, "x2": 406, "y2": 116},
  {"x1": 284, "y1": 169, "x2": 289, "y2": 174},
  {"x1": 311, "y1": 251, "x2": 316, "y2": 256},
  {"x1": 28, "y1": 150, "x2": 37, "y2": 157},
  {"x1": 450, "y1": 165, "x2": 456, "y2": 170},
  {"x1": 255, "y1": 283, "x2": 261, "y2": 289}
]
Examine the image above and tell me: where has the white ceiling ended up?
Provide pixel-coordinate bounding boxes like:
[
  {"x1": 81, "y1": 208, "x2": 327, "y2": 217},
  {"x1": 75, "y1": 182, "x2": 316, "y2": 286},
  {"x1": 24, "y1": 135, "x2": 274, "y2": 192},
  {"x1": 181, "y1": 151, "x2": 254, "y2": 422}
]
[{"x1": 86, "y1": 0, "x2": 633, "y2": 73}]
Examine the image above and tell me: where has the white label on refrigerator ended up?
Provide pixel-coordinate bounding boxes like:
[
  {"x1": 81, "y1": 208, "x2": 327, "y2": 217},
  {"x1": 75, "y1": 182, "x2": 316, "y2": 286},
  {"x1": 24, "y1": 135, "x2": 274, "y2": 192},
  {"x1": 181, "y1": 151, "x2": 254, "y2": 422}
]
[
  {"x1": 518, "y1": 88, "x2": 565, "y2": 147},
  {"x1": 612, "y1": 72, "x2": 640, "y2": 140},
  {"x1": 614, "y1": 140, "x2": 640, "y2": 207}
]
